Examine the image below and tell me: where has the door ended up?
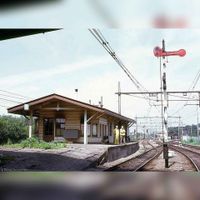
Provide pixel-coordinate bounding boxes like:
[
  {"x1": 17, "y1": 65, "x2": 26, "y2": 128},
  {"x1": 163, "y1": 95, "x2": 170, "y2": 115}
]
[{"x1": 43, "y1": 118, "x2": 54, "y2": 142}]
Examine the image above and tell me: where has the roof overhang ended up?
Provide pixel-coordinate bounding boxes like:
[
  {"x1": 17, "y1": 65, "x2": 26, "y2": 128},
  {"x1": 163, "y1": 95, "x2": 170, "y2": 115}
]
[{"x1": 8, "y1": 94, "x2": 134, "y2": 123}]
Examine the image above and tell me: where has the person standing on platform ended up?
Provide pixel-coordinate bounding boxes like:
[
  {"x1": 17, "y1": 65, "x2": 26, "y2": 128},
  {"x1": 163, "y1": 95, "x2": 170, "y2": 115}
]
[
  {"x1": 113, "y1": 125, "x2": 120, "y2": 145},
  {"x1": 120, "y1": 126, "x2": 126, "y2": 144}
]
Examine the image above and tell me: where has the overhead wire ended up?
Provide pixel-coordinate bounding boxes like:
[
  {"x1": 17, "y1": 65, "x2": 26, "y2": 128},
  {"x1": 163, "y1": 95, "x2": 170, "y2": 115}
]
[
  {"x1": 89, "y1": 28, "x2": 160, "y2": 112},
  {"x1": 0, "y1": 97, "x2": 23, "y2": 104},
  {"x1": 170, "y1": 68, "x2": 200, "y2": 116},
  {"x1": 0, "y1": 89, "x2": 31, "y2": 100}
]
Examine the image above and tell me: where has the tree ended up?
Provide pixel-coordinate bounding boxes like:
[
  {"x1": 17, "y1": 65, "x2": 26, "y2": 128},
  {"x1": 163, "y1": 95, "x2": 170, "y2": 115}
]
[{"x1": 0, "y1": 115, "x2": 28, "y2": 144}]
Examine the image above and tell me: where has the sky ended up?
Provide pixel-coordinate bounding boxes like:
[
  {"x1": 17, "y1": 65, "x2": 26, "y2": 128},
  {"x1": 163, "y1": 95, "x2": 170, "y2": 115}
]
[{"x1": 0, "y1": 0, "x2": 200, "y2": 133}]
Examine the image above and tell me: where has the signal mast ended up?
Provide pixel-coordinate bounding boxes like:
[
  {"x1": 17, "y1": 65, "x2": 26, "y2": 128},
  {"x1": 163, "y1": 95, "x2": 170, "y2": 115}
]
[{"x1": 154, "y1": 40, "x2": 186, "y2": 168}]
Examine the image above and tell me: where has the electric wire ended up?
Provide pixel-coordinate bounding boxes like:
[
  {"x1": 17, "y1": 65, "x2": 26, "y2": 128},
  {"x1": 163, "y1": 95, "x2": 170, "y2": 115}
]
[
  {"x1": 0, "y1": 89, "x2": 31, "y2": 100},
  {"x1": 89, "y1": 28, "x2": 160, "y2": 112},
  {"x1": 170, "y1": 68, "x2": 200, "y2": 116}
]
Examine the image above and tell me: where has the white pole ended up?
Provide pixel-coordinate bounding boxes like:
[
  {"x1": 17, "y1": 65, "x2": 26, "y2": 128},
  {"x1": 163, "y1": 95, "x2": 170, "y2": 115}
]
[{"x1": 84, "y1": 110, "x2": 88, "y2": 145}]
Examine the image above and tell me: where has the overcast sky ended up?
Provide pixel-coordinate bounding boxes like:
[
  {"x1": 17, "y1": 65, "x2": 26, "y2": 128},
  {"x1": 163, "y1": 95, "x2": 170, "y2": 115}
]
[{"x1": 0, "y1": 0, "x2": 200, "y2": 131}]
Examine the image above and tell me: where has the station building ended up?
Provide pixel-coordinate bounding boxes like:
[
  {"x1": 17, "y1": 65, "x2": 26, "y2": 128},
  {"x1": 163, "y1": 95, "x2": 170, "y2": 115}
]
[{"x1": 8, "y1": 94, "x2": 134, "y2": 144}]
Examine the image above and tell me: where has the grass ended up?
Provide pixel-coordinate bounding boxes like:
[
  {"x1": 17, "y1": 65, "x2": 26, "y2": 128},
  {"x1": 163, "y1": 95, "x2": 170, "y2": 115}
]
[
  {"x1": 183, "y1": 138, "x2": 200, "y2": 146},
  {"x1": 1, "y1": 137, "x2": 67, "y2": 150}
]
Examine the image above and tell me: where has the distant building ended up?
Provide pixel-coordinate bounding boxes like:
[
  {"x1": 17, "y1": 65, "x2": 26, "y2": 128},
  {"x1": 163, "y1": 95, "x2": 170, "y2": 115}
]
[{"x1": 8, "y1": 94, "x2": 135, "y2": 144}]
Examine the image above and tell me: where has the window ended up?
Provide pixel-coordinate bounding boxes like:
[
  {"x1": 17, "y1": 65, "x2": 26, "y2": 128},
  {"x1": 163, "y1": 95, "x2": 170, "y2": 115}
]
[
  {"x1": 44, "y1": 118, "x2": 54, "y2": 136},
  {"x1": 109, "y1": 123, "x2": 112, "y2": 136},
  {"x1": 92, "y1": 124, "x2": 97, "y2": 137},
  {"x1": 56, "y1": 118, "x2": 65, "y2": 137}
]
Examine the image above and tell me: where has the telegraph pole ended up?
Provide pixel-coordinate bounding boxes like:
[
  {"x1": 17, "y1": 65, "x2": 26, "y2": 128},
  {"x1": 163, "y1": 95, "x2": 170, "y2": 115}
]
[
  {"x1": 197, "y1": 105, "x2": 199, "y2": 140},
  {"x1": 135, "y1": 116, "x2": 138, "y2": 140},
  {"x1": 118, "y1": 81, "x2": 121, "y2": 115},
  {"x1": 161, "y1": 40, "x2": 169, "y2": 168},
  {"x1": 178, "y1": 116, "x2": 181, "y2": 139}
]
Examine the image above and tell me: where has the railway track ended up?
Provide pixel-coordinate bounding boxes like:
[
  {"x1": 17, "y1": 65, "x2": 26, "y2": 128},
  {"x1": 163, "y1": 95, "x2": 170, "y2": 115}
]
[
  {"x1": 106, "y1": 143, "x2": 162, "y2": 171},
  {"x1": 169, "y1": 145, "x2": 200, "y2": 172}
]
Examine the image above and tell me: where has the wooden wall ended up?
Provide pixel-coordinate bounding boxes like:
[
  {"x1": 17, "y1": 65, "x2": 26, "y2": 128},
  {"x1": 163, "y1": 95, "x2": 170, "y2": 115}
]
[{"x1": 65, "y1": 112, "x2": 81, "y2": 130}]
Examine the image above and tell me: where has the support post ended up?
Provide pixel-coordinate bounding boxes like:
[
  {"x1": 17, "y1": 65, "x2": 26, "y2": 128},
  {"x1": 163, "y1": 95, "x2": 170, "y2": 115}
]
[
  {"x1": 29, "y1": 112, "x2": 33, "y2": 138},
  {"x1": 135, "y1": 116, "x2": 138, "y2": 140},
  {"x1": 162, "y1": 40, "x2": 169, "y2": 168},
  {"x1": 118, "y1": 81, "x2": 121, "y2": 115},
  {"x1": 84, "y1": 110, "x2": 88, "y2": 145},
  {"x1": 178, "y1": 116, "x2": 181, "y2": 139},
  {"x1": 197, "y1": 105, "x2": 199, "y2": 141}
]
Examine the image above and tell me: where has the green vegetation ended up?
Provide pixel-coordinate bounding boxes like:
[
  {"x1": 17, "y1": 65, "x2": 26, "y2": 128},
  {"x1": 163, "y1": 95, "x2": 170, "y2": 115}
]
[
  {"x1": 0, "y1": 115, "x2": 28, "y2": 145},
  {"x1": 2, "y1": 137, "x2": 67, "y2": 150},
  {"x1": 183, "y1": 137, "x2": 200, "y2": 146},
  {"x1": 0, "y1": 115, "x2": 67, "y2": 150}
]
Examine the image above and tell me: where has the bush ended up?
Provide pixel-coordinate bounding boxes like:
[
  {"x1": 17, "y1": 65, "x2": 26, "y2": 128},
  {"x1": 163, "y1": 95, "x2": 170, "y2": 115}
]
[
  {"x1": 0, "y1": 115, "x2": 28, "y2": 144},
  {"x1": 7, "y1": 137, "x2": 68, "y2": 150}
]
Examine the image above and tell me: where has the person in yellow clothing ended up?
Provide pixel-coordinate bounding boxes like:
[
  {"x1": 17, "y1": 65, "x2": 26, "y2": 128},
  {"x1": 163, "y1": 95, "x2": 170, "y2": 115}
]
[
  {"x1": 113, "y1": 125, "x2": 120, "y2": 145},
  {"x1": 120, "y1": 126, "x2": 126, "y2": 144}
]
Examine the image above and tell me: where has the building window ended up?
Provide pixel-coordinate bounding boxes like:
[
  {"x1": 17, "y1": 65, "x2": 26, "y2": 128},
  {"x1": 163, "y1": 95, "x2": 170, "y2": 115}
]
[
  {"x1": 56, "y1": 118, "x2": 65, "y2": 137},
  {"x1": 92, "y1": 124, "x2": 97, "y2": 137},
  {"x1": 100, "y1": 124, "x2": 102, "y2": 137},
  {"x1": 44, "y1": 118, "x2": 54, "y2": 136},
  {"x1": 109, "y1": 123, "x2": 112, "y2": 136}
]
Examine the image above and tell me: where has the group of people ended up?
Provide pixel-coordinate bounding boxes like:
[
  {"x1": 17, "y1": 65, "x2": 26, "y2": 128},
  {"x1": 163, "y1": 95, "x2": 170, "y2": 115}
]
[{"x1": 113, "y1": 125, "x2": 126, "y2": 145}]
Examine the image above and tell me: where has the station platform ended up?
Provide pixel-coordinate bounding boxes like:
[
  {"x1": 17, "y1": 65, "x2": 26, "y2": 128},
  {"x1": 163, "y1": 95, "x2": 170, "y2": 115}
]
[{"x1": 0, "y1": 142, "x2": 139, "y2": 171}]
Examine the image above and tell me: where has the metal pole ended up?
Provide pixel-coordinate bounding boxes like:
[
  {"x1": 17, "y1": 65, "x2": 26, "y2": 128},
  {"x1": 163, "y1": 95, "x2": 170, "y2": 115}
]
[
  {"x1": 160, "y1": 57, "x2": 164, "y2": 138},
  {"x1": 197, "y1": 105, "x2": 199, "y2": 141},
  {"x1": 118, "y1": 81, "x2": 121, "y2": 115},
  {"x1": 136, "y1": 116, "x2": 138, "y2": 140},
  {"x1": 162, "y1": 40, "x2": 169, "y2": 168},
  {"x1": 178, "y1": 116, "x2": 181, "y2": 139}
]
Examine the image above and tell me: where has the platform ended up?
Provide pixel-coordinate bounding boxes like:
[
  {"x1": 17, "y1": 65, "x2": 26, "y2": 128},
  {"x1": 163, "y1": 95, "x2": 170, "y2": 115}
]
[{"x1": 0, "y1": 143, "x2": 139, "y2": 171}]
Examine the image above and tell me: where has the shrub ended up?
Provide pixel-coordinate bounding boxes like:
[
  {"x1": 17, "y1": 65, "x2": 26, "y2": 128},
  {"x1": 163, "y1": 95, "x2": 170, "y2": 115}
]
[{"x1": 10, "y1": 137, "x2": 68, "y2": 150}]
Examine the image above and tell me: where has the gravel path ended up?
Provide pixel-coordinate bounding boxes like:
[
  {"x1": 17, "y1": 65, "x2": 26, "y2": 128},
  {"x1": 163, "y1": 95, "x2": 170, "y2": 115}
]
[{"x1": 142, "y1": 148, "x2": 196, "y2": 172}]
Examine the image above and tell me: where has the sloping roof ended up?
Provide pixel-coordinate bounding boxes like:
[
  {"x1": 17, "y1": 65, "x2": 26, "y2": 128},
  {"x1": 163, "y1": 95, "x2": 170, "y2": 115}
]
[{"x1": 8, "y1": 93, "x2": 134, "y2": 123}]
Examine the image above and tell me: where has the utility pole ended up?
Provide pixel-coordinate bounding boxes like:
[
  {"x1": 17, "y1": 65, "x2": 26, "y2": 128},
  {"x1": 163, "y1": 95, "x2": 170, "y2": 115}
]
[
  {"x1": 118, "y1": 81, "x2": 121, "y2": 115},
  {"x1": 178, "y1": 116, "x2": 181, "y2": 139},
  {"x1": 161, "y1": 40, "x2": 169, "y2": 168},
  {"x1": 197, "y1": 105, "x2": 199, "y2": 141},
  {"x1": 135, "y1": 116, "x2": 138, "y2": 140}
]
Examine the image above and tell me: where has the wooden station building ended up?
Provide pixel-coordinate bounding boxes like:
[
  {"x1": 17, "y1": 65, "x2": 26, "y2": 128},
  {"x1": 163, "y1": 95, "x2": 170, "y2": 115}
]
[{"x1": 8, "y1": 94, "x2": 134, "y2": 144}]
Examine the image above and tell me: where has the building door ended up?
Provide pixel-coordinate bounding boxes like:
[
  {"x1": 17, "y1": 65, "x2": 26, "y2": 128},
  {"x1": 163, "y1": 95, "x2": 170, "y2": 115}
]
[{"x1": 43, "y1": 118, "x2": 54, "y2": 142}]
